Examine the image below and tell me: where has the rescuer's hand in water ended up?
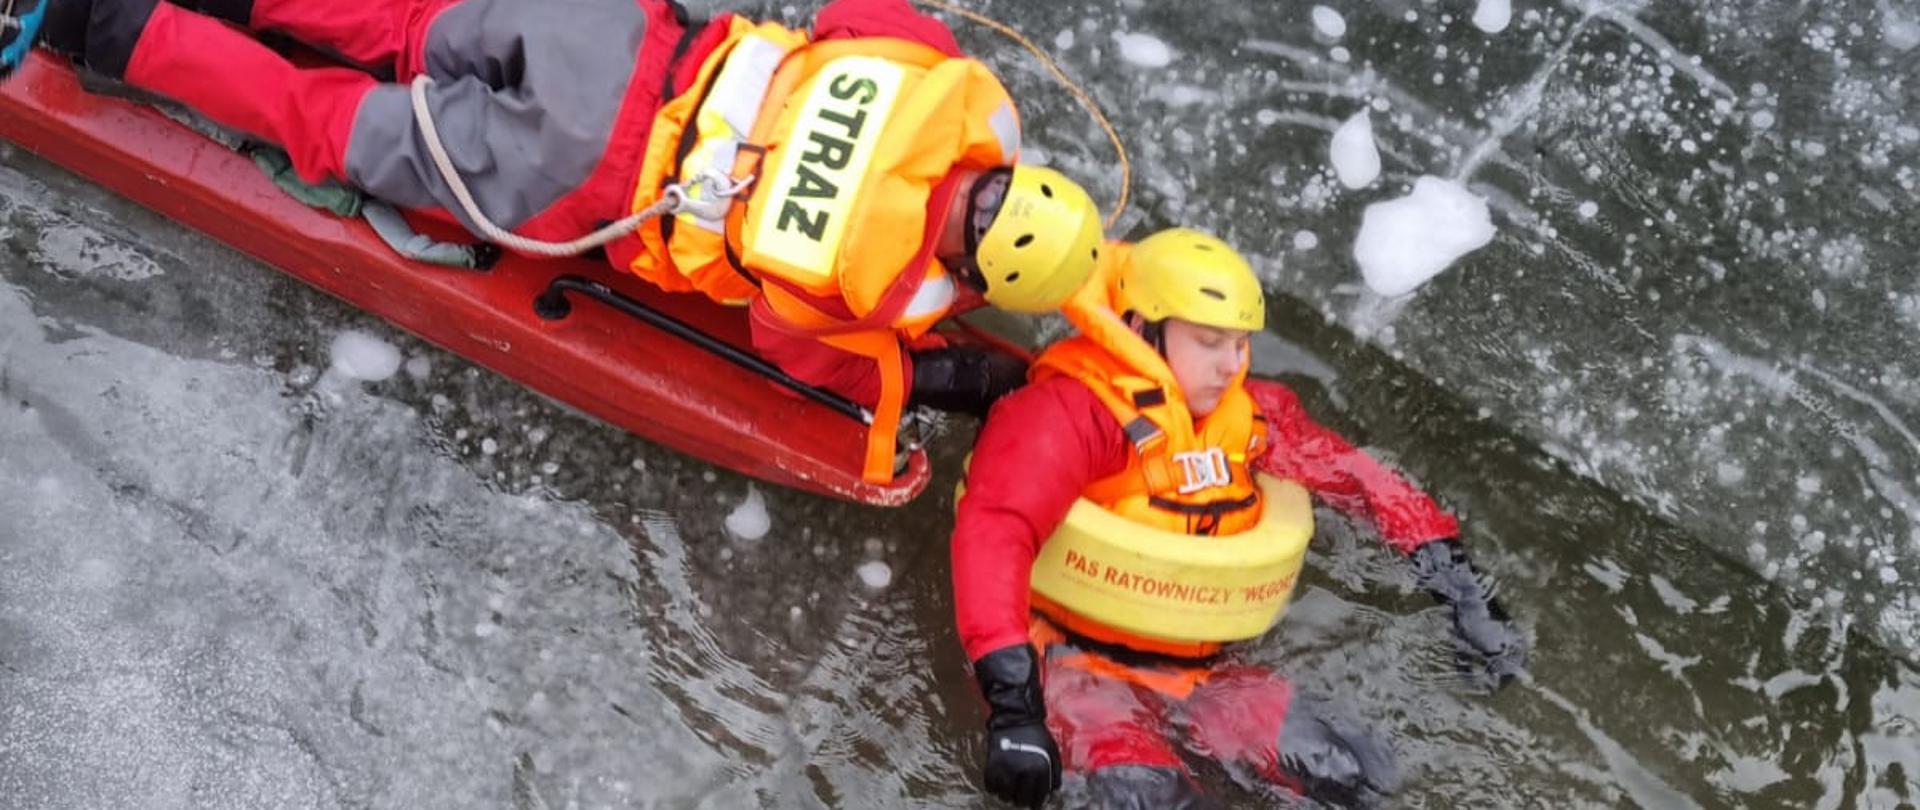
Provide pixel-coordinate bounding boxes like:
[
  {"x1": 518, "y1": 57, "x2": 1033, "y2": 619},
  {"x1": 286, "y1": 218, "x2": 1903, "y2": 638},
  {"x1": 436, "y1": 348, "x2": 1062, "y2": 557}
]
[
  {"x1": 973, "y1": 644, "x2": 1061, "y2": 808},
  {"x1": 1410, "y1": 538, "x2": 1529, "y2": 690}
]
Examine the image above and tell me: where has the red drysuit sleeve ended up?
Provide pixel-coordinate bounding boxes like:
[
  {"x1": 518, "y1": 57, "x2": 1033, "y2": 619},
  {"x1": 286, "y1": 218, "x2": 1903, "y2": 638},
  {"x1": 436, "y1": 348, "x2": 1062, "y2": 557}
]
[
  {"x1": 1246, "y1": 378, "x2": 1459, "y2": 554},
  {"x1": 951, "y1": 378, "x2": 1130, "y2": 662},
  {"x1": 811, "y1": 0, "x2": 966, "y2": 57}
]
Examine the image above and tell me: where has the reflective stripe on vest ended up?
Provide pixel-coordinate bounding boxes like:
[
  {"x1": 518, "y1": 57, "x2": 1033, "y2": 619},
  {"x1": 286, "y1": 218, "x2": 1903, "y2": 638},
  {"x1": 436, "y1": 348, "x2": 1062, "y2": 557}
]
[{"x1": 675, "y1": 31, "x2": 796, "y2": 235}]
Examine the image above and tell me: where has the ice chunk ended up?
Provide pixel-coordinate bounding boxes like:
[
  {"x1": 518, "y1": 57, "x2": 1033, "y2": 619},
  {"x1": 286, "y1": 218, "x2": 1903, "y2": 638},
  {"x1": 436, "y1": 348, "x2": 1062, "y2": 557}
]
[
  {"x1": 725, "y1": 485, "x2": 771, "y2": 540},
  {"x1": 1311, "y1": 5, "x2": 1347, "y2": 39},
  {"x1": 404, "y1": 355, "x2": 432, "y2": 379},
  {"x1": 1353, "y1": 177, "x2": 1497, "y2": 297},
  {"x1": 1473, "y1": 0, "x2": 1512, "y2": 33},
  {"x1": 1330, "y1": 112, "x2": 1381, "y2": 190},
  {"x1": 329, "y1": 330, "x2": 403, "y2": 382},
  {"x1": 1887, "y1": 14, "x2": 1920, "y2": 50},
  {"x1": 856, "y1": 560, "x2": 893, "y2": 590},
  {"x1": 1577, "y1": 200, "x2": 1600, "y2": 219},
  {"x1": 1112, "y1": 32, "x2": 1174, "y2": 68},
  {"x1": 1293, "y1": 230, "x2": 1321, "y2": 251}
]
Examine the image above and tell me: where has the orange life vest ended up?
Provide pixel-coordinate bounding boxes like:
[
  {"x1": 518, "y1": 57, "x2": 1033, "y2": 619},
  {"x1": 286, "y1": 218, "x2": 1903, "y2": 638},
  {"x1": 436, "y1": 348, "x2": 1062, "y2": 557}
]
[
  {"x1": 1026, "y1": 245, "x2": 1271, "y2": 657},
  {"x1": 625, "y1": 19, "x2": 1023, "y2": 483}
]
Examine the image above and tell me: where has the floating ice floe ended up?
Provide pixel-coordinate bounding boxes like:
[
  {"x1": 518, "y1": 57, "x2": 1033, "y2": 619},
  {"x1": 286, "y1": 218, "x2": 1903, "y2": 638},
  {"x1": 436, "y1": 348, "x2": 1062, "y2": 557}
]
[
  {"x1": 1311, "y1": 5, "x2": 1347, "y2": 39},
  {"x1": 329, "y1": 330, "x2": 403, "y2": 382},
  {"x1": 1473, "y1": 0, "x2": 1512, "y2": 33},
  {"x1": 1885, "y1": 11, "x2": 1920, "y2": 50},
  {"x1": 1330, "y1": 111, "x2": 1381, "y2": 189},
  {"x1": 1353, "y1": 177, "x2": 1497, "y2": 297},
  {"x1": 1112, "y1": 31, "x2": 1174, "y2": 68},
  {"x1": 725, "y1": 485, "x2": 771, "y2": 540},
  {"x1": 856, "y1": 561, "x2": 893, "y2": 590}
]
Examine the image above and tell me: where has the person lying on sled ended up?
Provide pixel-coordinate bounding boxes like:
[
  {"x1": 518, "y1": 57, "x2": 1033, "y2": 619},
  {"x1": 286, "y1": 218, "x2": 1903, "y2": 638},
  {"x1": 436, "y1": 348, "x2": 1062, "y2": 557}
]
[
  {"x1": 1, "y1": 0, "x2": 1103, "y2": 484},
  {"x1": 949, "y1": 229, "x2": 1529, "y2": 808}
]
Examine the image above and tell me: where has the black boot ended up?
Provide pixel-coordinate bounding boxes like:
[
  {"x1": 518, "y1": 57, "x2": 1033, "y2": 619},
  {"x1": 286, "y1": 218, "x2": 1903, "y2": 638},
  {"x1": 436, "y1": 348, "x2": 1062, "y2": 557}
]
[
  {"x1": 39, "y1": 0, "x2": 156, "y2": 79},
  {"x1": 171, "y1": 0, "x2": 250, "y2": 25},
  {"x1": 1085, "y1": 765, "x2": 1220, "y2": 810},
  {"x1": 908, "y1": 345, "x2": 1030, "y2": 419},
  {"x1": 1276, "y1": 695, "x2": 1399, "y2": 808}
]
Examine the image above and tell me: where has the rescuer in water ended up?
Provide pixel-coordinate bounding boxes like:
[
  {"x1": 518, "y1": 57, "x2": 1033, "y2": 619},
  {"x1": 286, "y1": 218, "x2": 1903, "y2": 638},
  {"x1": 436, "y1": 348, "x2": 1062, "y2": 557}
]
[
  {"x1": 950, "y1": 229, "x2": 1528, "y2": 808},
  {"x1": 6, "y1": 0, "x2": 1104, "y2": 484}
]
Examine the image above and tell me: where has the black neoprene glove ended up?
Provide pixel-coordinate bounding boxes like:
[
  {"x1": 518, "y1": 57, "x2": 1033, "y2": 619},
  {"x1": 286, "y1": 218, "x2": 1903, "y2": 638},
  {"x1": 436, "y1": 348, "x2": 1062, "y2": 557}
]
[
  {"x1": 908, "y1": 346, "x2": 1029, "y2": 419},
  {"x1": 974, "y1": 644, "x2": 1061, "y2": 809},
  {"x1": 1409, "y1": 539, "x2": 1528, "y2": 690}
]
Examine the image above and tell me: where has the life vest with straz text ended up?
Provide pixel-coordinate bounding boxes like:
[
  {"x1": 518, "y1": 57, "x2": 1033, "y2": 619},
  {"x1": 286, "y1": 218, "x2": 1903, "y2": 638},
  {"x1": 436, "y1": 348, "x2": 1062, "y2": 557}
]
[{"x1": 626, "y1": 18, "x2": 1022, "y2": 483}]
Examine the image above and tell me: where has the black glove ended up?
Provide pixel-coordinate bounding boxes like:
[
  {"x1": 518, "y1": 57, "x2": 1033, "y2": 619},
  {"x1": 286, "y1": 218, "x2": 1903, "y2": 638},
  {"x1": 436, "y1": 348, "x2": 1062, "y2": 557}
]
[
  {"x1": 974, "y1": 644, "x2": 1061, "y2": 809},
  {"x1": 1409, "y1": 539, "x2": 1528, "y2": 690},
  {"x1": 909, "y1": 346, "x2": 1029, "y2": 419}
]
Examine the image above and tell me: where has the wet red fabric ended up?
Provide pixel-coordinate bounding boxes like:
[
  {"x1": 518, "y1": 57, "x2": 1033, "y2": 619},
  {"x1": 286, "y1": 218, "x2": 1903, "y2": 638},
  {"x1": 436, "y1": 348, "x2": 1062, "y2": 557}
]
[
  {"x1": 124, "y1": 4, "x2": 373, "y2": 183},
  {"x1": 952, "y1": 376, "x2": 1458, "y2": 663},
  {"x1": 1033, "y1": 622, "x2": 1296, "y2": 779},
  {"x1": 248, "y1": 0, "x2": 456, "y2": 75}
]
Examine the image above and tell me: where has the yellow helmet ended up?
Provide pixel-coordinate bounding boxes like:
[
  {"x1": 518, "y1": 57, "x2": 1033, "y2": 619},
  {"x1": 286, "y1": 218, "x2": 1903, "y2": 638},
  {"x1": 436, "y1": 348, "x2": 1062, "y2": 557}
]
[
  {"x1": 1117, "y1": 228, "x2": 1267, "y2": 331},
  {"x1": 969, "y1": 165, "x2": 1103, "y2": 314}
]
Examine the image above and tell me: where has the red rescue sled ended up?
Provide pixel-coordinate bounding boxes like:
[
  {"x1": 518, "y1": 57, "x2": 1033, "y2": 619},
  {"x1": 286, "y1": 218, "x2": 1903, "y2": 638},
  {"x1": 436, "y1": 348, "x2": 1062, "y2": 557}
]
[{"x1": 0, "y1": 53, "x2": 932, "y2": 506}]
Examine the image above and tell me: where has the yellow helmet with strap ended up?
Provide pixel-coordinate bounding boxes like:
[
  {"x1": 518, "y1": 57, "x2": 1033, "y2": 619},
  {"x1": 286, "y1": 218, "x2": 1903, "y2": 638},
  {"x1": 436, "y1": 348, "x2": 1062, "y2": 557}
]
[
  {"x1": 969, "y1": 165, "x2": 1103, "y2": 314},
  {"x1": 1116, "y1": 228, "x2": 1266, "y2": 331}
]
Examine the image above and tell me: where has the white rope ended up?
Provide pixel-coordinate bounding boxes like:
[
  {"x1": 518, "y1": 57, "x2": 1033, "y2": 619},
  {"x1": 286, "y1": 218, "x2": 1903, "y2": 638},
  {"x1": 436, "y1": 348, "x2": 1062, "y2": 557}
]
[{"x1": 408, "y1": 75, "x2": 752, "y2": 258}]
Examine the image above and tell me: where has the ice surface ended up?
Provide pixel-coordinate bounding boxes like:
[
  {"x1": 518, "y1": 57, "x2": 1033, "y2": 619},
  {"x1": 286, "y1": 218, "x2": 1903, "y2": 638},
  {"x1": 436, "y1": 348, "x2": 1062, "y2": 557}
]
[
  {"x1": 1473, "y1": 0, "x2": 1512, "y2": 34},
  {"x1": 725, "y1": 485, "x2": 771, "y2": 540},
  {"x1": 1330, "y1": 111, "x2": 1382, "y2": 190},
  {"x1": 1353, "y1": 177, "x2": 1497, "y2": 297},
  {"x1": 856, "y1": 561, "x2": 894, "y2": 590},
  {"x1": 1311, "y1": 5, "x2": 1347, "y2": 39},
  {"x1": 329, "y1": 330, "x2": 403, "y2": 382},
  {"x1": 1112, "y1": 31, "x2": 1174, "y2": 68}
]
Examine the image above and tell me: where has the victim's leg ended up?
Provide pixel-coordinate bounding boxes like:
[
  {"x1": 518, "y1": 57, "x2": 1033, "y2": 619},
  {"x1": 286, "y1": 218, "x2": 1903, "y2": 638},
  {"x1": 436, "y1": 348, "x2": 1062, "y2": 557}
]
[
  {"x1": 1178, "y1": 666, "x2": 1400, "y2": 808},
  {"x1": 165, "y1": 0, "x2": 455, "y2": 77},
  {"x1": 1042, "y1": 649, "x2": 1216, "y2": 810}
]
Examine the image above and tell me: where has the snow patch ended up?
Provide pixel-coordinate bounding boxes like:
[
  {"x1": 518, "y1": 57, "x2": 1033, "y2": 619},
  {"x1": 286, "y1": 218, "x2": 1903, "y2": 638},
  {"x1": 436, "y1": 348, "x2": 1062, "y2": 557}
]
[
  {"x1": 1112, "y1": 32, "x2": 1174, "y2": 68},
  {"x1": 329, "y1": 330, "x2": 403, "y2": 382},
  {"x1": 1353, "y1": 177, "x2": 1497, "y2": 297},
  {"x1": 725, "y1": 485, "x2": 771, "y2": 540},
  {"x1": 1330, "y1": 112, "x2": 1381, "y2": 189}
]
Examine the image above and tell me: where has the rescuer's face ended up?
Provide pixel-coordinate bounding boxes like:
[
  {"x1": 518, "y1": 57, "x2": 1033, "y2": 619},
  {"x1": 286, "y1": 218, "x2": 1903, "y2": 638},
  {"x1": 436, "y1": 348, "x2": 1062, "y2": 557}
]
[{"x1": 1162, "y1": 319, "x2": 1250, "y2": 418}]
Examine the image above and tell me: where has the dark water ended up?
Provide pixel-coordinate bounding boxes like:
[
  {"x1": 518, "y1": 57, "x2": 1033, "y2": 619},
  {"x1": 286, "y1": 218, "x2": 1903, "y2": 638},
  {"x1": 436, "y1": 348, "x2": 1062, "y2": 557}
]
[{"x1": 6, "y1": 0, "x2": 1920, "y2": 807}]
